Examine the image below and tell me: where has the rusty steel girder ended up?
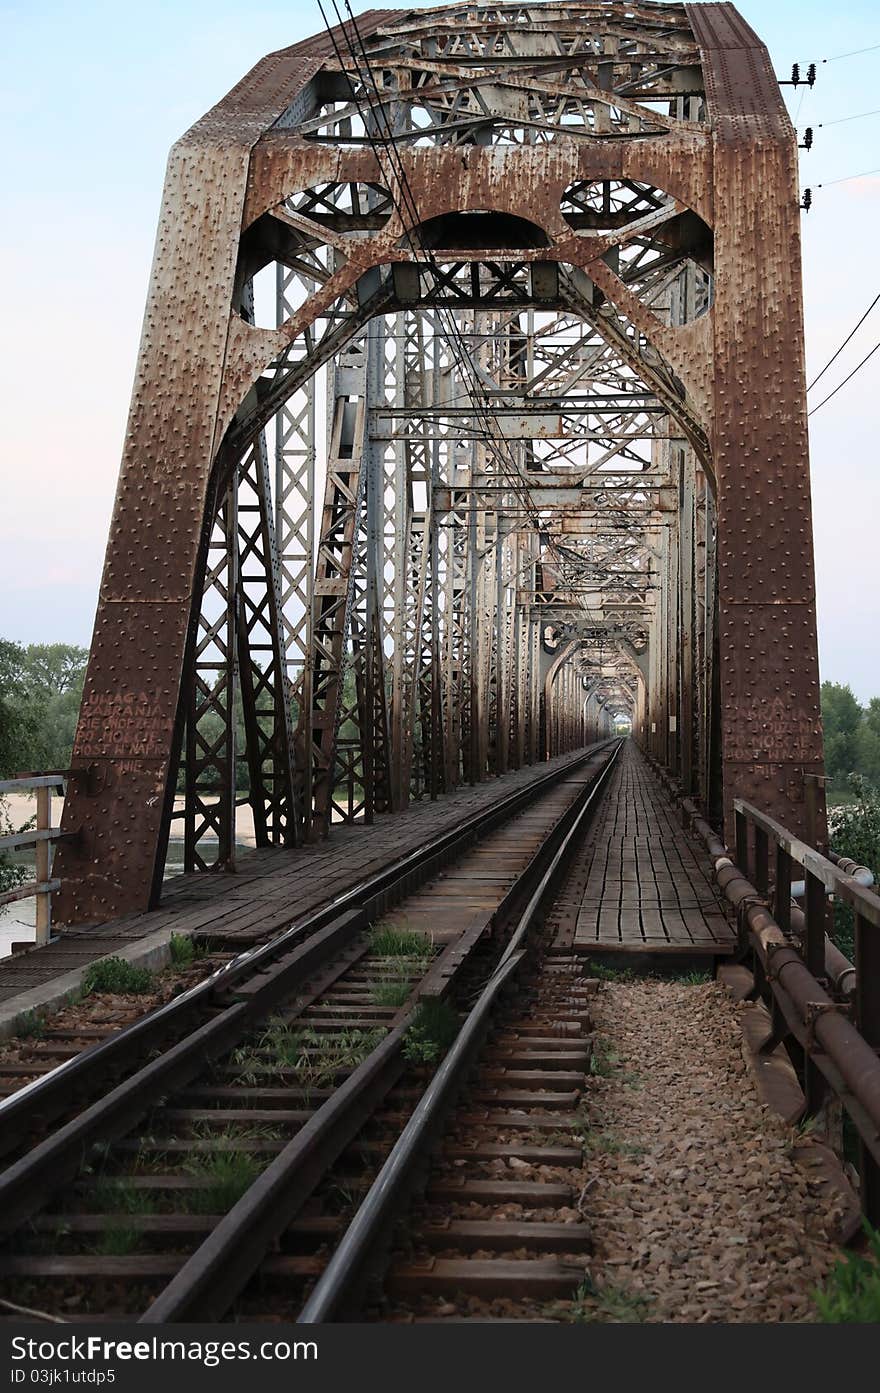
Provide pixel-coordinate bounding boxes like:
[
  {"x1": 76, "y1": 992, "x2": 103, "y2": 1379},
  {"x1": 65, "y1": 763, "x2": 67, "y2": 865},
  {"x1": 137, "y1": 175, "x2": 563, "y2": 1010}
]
[{"x1": 54, "y1": 3, "x2": 825, "y2": 925}]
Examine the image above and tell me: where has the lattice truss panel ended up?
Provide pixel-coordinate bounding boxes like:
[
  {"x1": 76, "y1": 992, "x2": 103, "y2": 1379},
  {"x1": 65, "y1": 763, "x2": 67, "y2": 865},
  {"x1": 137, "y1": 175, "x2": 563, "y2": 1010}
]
[{"x1": 164, "y1": 2, "x2": 717, "y2": 868}]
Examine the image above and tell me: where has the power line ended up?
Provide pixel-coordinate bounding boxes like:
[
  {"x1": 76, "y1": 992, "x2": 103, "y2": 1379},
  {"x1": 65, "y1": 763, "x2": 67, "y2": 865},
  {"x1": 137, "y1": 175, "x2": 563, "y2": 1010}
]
[
  {"x1": 821, "y1": 43, "x2": 880, "y2": 63},
  {"x1": 807, "y1": 292, "x2": 880, "y2": 390},
  {"x1": 817, "y1": 108, "x2": 880, "y2": 127},
  {"x1": 816, "y1": 166, "x2": 880, "y2": 188},
  {"x1": 808, "y1": 339, "x2": 880, "y2": 414}
]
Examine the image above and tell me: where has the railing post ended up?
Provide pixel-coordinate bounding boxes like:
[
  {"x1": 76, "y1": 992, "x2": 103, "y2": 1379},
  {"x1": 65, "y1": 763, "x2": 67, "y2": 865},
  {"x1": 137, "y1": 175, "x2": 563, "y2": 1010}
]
[
  {"x1": 735, "y1": 807, "x2": 749, "y2": 879},
  {"x1": 804, "y1": 869, "x2": 826, "y2": 979},
  {"x1": 753, "y1": 825, "x2": 769, "y2": 897},
  {"x1": 774, "y1": 844, "x2": 791, "y2": 935},
  {"x1": 35, "y1": 784, "x2": 51, "y2": 946},
  {"x1": 802, "y1": 868, "x2": 831, "y2": 1120},
  {"x1": 855, "y1": 910, "x2": 880, "y2": 1224},
  {"x1": 804, "y1": 773, "x2": 827, "y2": 853}
]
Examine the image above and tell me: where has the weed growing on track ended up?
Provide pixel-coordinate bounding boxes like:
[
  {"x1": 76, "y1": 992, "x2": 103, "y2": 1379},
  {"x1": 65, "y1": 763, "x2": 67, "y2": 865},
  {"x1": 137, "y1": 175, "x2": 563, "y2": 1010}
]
[
  {"x1": 371, "y1": 976, "x2": 413, "y2": 1008},
  {"x1": 814, "y1": 1224, "x2": 880, "y2": 1322},
  {"x1": 183, "y1": 1150, "x2": 262, "y2": 1213},
  {"x1": 589, "y1": 1037, "x2": 621, "y2": 1077},
  {"x1": 95, "y1": 1221, "x2": 141, "y2": 1257},
  {"x1": 584, "y1": 1130, "x2": 647, "y2": 1158},
  {"x1": 585, "y1": 960, "x2": 635, "y2": 982},
  {"x1": 402, "y1": 999, "x2": 459, "y2": 1064},
  {"x1": 13, "y1": 1010, "x2": 45, "y2": 1039},
  {"x1": 189, "y1": 1122, "x2": 283, "y2": 1144},
  {"x1": 324, "y1": 1182, "x2": 361, "y2": 1213},
  {"x1": 559, "y1": 1275, "x2": 650, "y2": 1323},
  {"x1": 82, "y1": 957, "x2": 154, "y2": 996},
  {"x1": 370, "y1": 959, "x2": 417, "y2": 1007},
  {"x1": 296, "y1": 1028, "x2": 385, "y2": 1089},
  {"x1": 368, "y1": 924, "x2": 433, "y2": 960},
  {"x1": 90, "y1": 1177, "x2": 157, "y2": 1216},
  {"x1": 231, "y1": 1022, "x2": 383, "y2": 1092},
  {"x1": 169, "y1": 933, "x2": 208, "y2": 967},
  {"x1": 258, "y1": 1017, "x2": 304, "y2": 1067}
]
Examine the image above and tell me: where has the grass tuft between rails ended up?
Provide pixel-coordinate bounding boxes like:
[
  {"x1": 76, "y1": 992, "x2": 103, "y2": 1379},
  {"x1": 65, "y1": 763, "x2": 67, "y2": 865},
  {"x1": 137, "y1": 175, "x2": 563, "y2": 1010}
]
[
  {"x1": 90, "y1": 1177, "x2": 157, "y2": 1217},
  {"x1": 402, "y1": 999, "x2": 460, "y2": 1065},
  {"x1": 182, "y1": 1150, "x2": 262, "y2": 1214},
  {"x1": 94, "y1": 1221, "x2": 142, "y2": 1257},
  {"x1": 231, "y1": 1021, "x2": 384, "y2": 1094},
  {"x1": 368, "y1": 924, "x2": 433, "y2": 960},
  {"x1": 370, "y1": 959, "x2": 418, "y2": 1008}
]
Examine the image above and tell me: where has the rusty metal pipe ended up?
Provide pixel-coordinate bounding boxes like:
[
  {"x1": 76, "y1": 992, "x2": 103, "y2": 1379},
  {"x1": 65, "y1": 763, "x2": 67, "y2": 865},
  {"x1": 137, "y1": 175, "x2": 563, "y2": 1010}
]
[
  {"x1": 679, "y1": 796, "x2": 856, "y2": 996},
  {"x1": 694, "y1": 852, "x2": 880, "y2": 1151}
]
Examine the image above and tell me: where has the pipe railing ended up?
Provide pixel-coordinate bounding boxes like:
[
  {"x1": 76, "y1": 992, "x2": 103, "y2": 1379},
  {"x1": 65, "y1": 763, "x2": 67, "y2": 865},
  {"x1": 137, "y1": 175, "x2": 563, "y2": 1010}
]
[
  {"x1": 734, "y1": 798, "x2": 880, "y2": 1007},
  {"x1": 0, "y1": 774, "x2": 70, "y2": 946},
  {"x1": 693, "y1": 795, "x2": 880, "y2": 1224},
  {"x1": 640, "y1": 746, "x2": 880, "y2": 1222}
]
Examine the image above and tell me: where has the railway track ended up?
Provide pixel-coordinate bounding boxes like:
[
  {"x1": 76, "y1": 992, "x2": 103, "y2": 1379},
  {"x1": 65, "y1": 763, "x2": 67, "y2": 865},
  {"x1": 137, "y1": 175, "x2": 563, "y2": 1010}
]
[
  {"x1": 0, "y1": 741, "x2": 621, "y2": 1324},
  {"x1": 0, "y1": 746, "x2": 607, "y2": 1157}
]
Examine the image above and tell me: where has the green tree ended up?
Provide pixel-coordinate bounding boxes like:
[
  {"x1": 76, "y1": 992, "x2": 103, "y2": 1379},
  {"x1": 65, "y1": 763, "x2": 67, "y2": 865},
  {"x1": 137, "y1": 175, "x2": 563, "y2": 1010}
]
[
  {"x1": 829, "y1": 775, "x2": 880, "y2": 960},
  {"x1": 0, "y1": 640, "x2": 43, "y2": 776},
  {"x1": 821, "y1": 682, "x2": 863, "y2": 790},
  {"x1": 856, "y1": 697, "x2": 880, "y2": 789},
  {"x1": 0, "y1": 640, "x2": 88, "y2": 777}
]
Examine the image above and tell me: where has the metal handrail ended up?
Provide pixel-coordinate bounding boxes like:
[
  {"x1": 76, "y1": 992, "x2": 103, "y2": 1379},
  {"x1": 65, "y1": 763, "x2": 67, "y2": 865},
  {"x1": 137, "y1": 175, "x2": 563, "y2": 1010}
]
[{"x1": 734, "y1": 797, "x2": 880, "y2": 929}]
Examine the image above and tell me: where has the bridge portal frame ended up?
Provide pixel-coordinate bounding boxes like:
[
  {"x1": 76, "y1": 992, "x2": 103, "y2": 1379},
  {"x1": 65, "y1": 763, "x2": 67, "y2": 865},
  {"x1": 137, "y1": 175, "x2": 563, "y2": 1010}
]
[{"x1": 54, "y1": 3, "x2": 825, "y2": 925}]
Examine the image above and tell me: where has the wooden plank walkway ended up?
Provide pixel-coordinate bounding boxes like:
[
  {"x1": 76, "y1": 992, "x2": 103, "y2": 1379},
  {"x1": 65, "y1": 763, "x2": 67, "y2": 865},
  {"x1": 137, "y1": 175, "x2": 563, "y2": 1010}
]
[
  {"x1": 0, "y1": 750, "x2": 588, "y2": 1005},
  {"x1": 551, "y1": 743, "x2": 735, "y2": 956}
]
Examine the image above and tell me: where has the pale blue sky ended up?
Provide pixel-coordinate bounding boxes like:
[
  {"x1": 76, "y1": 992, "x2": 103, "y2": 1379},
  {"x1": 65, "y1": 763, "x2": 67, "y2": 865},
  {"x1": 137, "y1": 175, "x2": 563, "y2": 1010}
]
[{"x1": 1, "y1": 1, "x2": 878, "y2": 696}]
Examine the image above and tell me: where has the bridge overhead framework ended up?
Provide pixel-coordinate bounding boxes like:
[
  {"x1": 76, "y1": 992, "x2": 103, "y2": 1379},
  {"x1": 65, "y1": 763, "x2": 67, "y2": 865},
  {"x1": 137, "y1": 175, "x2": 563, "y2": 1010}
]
[{"x1": 54, "y1": 1, "x2": 826, "y2": 926}]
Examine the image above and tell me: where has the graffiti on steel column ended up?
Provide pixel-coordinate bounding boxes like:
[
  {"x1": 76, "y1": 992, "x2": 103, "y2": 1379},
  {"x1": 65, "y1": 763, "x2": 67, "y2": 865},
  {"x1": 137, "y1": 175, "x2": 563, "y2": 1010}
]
[
  {"x1": 74, "y1": 692, "x2": 174, "y2": 761},
  {"x1": 724, "y1": 697, "x2": 820, "y2": 764}
]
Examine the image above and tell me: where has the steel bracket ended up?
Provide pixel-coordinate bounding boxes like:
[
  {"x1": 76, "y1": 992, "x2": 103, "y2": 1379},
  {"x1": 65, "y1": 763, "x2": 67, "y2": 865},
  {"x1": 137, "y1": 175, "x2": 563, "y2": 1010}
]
[
  {"x1": 764, "y1": 938, "x2": 791, "y2": 982},
  {"x1": 804, "y1": 1000, "x2": 850, "y2": 1049}
]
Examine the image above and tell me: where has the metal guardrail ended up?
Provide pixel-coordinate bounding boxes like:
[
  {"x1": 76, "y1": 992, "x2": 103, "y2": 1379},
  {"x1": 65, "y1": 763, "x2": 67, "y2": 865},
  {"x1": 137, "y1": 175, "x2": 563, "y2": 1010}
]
[
  {"x1": 638, "y1": 749, "x2": 880, "y2": 1225},
  {"x1": 734, "y1": 797, "x2": 880, "y2": 1000},
  {"x1": 690, "y1": 796, "x2": 880, "y2": 1226},
  {"x1": 0, "y1": 774, "x2": 70, "y2": 945}
]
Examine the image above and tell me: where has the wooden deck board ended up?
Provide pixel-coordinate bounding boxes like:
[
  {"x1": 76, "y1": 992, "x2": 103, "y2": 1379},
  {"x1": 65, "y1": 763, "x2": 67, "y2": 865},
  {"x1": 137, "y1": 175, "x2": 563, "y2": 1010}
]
[{"x1": 551, "y1": 744, "x2": 735, "y2": 955}]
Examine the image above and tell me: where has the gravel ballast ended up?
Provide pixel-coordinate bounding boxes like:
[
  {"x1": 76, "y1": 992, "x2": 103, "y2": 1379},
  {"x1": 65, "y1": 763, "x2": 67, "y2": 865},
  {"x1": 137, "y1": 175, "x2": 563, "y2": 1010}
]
[{"x1": 579, "y1": 976, "x2": 846, "y2": 1322}]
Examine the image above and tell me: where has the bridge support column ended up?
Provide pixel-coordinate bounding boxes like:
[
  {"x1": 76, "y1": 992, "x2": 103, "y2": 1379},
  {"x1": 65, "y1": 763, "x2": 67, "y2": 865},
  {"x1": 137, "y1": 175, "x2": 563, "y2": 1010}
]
[{"x1": 706, "y1": 41, "x2": 825, "y2": 842}]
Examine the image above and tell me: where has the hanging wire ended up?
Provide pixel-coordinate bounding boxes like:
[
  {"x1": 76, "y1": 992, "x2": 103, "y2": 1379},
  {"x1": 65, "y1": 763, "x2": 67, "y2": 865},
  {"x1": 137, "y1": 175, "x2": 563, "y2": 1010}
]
[
  {"x1": 808, "y1": 339, "x2": 880, "y2": 414},
  {"x1": 807, "y1": 292, "x2": 880, "y2": 390},
  {"x1": 821, "y1": 43, "x2": 880, "y2": 62},
  {"x1": 816, "y1": 167, "x2": 880, "y2": 188},
  {"x1": 817, "y1": 108, "x2": 880, "y2": 127}
]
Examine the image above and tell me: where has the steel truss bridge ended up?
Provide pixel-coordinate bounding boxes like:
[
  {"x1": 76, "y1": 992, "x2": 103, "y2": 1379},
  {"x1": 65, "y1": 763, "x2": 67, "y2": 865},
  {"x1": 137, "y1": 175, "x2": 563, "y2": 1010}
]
[{"x1": 52, "y1": 1, "x2": 825, "y2": 926}]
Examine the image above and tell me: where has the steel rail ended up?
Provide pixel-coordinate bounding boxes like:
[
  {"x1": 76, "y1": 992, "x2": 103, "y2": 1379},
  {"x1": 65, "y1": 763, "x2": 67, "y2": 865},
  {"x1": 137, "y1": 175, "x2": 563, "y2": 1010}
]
[
  {"x1": 0, "y1": 744, "x2": 611, "y2": 1159},
  {"x1": 136, "y1": 740, "x2": 622, "y2": 1322},
  {"x1": 0, "y1": 744, "x2": 616, "y2": 1237},
  {"x1": 298, "y1": 741, "x2": 622, "y2": 1323}
]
